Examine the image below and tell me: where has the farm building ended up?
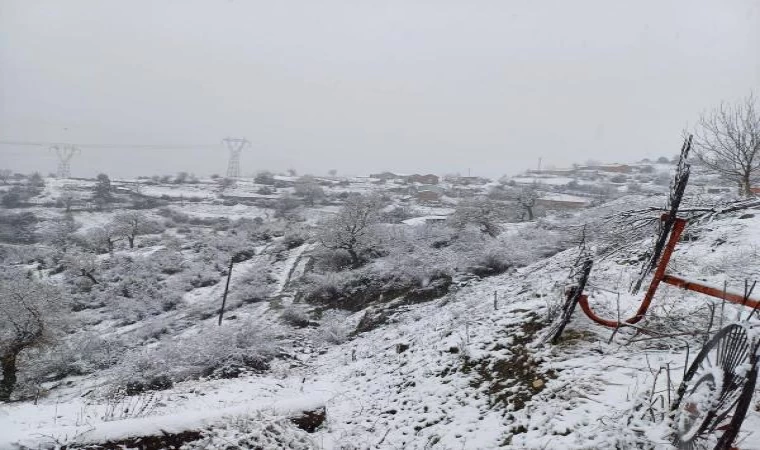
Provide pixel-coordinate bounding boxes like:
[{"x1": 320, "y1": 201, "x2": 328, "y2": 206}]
[
  {"x1": 405, "y1": 174, "x2": 439, "y2": 185},
  {"x1": 536, "y1": 193, "x2": 591, "y2": 209}
]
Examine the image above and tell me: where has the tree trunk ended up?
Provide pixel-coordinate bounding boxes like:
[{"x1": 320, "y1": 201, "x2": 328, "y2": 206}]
[
  {"x1": 743, "y1": 173, "x2": 752, "y2": 197},
  {"x1": 81, "y1": 269, "x2": 99, "y2": 285},
  {"x1": 128, "y1": 236, "x2": 135, "y2": 249},
  {"x1": 0, "y1": 352, "x2": 18, "y2": 402},
  {"x1": 347, "y1": 248, "x2": 360, "y2": 268},
  {"x1": 526, "y1": 206, "x2": 534, "y2": 221}
]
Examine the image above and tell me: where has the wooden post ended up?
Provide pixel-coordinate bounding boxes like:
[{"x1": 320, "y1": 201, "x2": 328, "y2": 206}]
[{"x1": 218, "y1": 257, "x2": 235, "y2": 326}]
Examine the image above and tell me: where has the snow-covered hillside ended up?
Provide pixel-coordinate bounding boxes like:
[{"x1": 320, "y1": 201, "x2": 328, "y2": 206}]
[{"x1": 0, "y1": 173, "x2": 758, "y2": 450}]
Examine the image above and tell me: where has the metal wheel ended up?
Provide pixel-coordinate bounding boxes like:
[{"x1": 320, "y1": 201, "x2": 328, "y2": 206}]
[
  {"x1": 544, "y1": 258, "x2": 593, "y2": 344},
  {"x1": 672, "y1": 324, "x2": 758, "y2": 450}
]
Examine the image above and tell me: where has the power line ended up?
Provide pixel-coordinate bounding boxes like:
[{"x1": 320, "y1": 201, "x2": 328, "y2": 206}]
[{"x1": 0, "y1": 139, "x2": 221, "y2": 150}]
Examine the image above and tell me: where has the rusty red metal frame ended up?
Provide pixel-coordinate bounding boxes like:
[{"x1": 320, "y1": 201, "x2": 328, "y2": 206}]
[{"x1": 578, "y1": 216, "x2": 760, "y2": 328}]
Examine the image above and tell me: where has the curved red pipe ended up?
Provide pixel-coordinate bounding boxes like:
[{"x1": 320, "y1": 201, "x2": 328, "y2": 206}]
[{"x1": 577, "y1": 218, "x2": 688, "y2": 328}]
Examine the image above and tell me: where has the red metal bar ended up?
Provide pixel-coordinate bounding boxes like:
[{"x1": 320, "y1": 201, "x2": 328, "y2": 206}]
[
  {"x1": 662, "y1": 275, "x2": 760, "y2": 310},
  {"x1": 577, "y1": 218, "x2": 688, "y2": 328},
  {"x1": 578, "y1": 294, "x2": 620, "y2": 328},
  {"x1": 637, "y1": 218, "x2": 688, "y2": 321}
]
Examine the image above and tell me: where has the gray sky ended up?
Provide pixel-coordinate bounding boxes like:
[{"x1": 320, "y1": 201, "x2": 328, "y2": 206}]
[{"x1": 1, "y1": 0, "x2": 759, "y2": 179}]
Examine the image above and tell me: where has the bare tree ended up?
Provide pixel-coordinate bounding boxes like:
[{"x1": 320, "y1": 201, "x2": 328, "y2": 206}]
[
  {"x1": 86, "y1": 223, "x2": 123, "y2": 254},
  {"x1": 62, "y1": 248, "x2": 100, "y2": 287},
  {"x1": 518, "y1": 186, "x2": 539, "y2": 221},
  {"x1": 694, "y1": 93, "x2": 760, "y2": 196},
  {"x1": 0, "y1": 274, "x2": 66, "y2": 401},
  {"x1": 112, "y1": 212, "x2": 161, "y2": 249},
  {"x1": 448, "y1": 197, "x2": 508, "y2": 237},
  {"x1": 317, "y1": 194, "x2": 383, "y2": 267}
]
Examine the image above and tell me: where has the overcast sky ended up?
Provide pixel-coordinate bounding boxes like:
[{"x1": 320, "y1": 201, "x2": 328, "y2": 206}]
[{"x1": 1, "y1": 0, "x2": 758, "y2": 179}]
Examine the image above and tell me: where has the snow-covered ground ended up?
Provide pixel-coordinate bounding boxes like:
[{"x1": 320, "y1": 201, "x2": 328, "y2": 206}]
[
  {"x1": 2, "y1": 202, "x2": 759, "y2": 449},
  {"x1": 2, "y1": 170, "x2": 759, "y2": 450}
]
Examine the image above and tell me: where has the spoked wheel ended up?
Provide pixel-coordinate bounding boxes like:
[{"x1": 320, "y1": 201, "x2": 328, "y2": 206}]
[
  {"x1": 672, "y1": 324, "x2": 759, "y2": 450},
  {"x1": 544, "y1": 258, "x2": 593, "y2": 344}
]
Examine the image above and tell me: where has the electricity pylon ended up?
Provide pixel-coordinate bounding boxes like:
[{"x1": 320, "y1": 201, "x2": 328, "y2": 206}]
[
  {"x1": 222, "y1": 137, "x2": 250, "y2": 178},
  {"x1": 50, "y1": 144, "x2": 80, "y2": 178}
]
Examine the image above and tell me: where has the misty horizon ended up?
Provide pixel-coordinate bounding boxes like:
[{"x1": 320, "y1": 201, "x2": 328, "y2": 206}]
[{"x1": 2, "y1": 0, "x2": 759, "y2": 178}]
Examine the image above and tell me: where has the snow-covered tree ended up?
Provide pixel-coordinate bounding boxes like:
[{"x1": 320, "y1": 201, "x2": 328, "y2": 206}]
[
  {"x1": 111, "y1": 211, "x2": 163, "y2": 249},
  {"x1": 273, "y1": 194, "x2": 301, "y2": 219},
  {"x1": 294, "y1": 175, "x2": 325, "y2": 206},
  {"x1": 62, "y1": 247, "x2": 100, "y2": 288},
  {"x1": 0, "y1": 169, "x2": 12, "y2": 185},
  {"x1": 85, "y1": 223, "x2": 123, "y2": 254},
  {"x1": 317, "y1": 194, "x2": 383, "y2": 267},
  {"x1": 28, "y1": 172, "x2": 45, "y2": 188},
  {"x1": 93, "y1": 173, "x2": 113, "y2": 205},
  {"x1": 40, "y1": 214, "x2": 80, "y2": 252},
  {"x1": 0, "y1": 274, "x2": 67, "y2": 401},
  {"x1": 448, "y1": 197, "x2": 508, "y2": 237},
  {"x1": 517, "y1": 186, "x2": 539, "y2": 221},
  {"x1": 57, "y1": 185, "x2": 79, "y2": 213}
]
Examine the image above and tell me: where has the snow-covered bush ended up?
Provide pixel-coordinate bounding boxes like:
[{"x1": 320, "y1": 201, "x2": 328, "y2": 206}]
[
  {"x1": 301, "y1": 263, "x2": 451, "y2": 311},
  {"x1": 316, "y1": 310, "x2": 352, "y2": 345},
  {"x1": 110, "y1": 320, "x2": 277, "y2": 390},
  {"x1": 381, "y1": 205, "x2": 417, "y2": 224},
  {"x1": 280, "y1": 227, "x2": 309, "y2": 250},
  {"x1": 466, "y1": 242, "x2": 513, "y2": 276},
  {"x1": 74, "y1": 255, "x2": 184, "y2": 323},
  {"x1": 280, "y1": 306, "x2": 311, "y2": 327},
  {"x1": 151, "y1": 248, "x2": 186, "y2": 275},
  {"x1": 39, "y1": 214, "x2": 80, "y2": 252},
  {"x1": 22, "y1": 333, "x2": 126, "y2": 382},
  {"x1": 182, "y1": 413, "x2": 315, "y2": 450},
  {"x1": 311, "y1": 247, "x2": 355, "y2": 272},
  {"x1": 229, "y1": 266, "x2": 276, "y2": 306}
]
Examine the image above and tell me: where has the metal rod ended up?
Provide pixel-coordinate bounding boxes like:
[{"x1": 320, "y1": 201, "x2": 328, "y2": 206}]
[
  {"x1": 661, "y1": 275, "x2": 760, "y2": 310},
  {"x1": 218, "y1": 257, "x2": 235, "y2": 326}
]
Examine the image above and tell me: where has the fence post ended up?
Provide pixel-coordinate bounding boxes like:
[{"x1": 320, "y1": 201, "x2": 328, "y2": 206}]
[{"x1": 218, "y1": 256, "x2": 235, "y2": 326}]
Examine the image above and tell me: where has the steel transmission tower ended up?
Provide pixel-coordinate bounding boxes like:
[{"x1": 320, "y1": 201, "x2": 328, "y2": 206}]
[
  {"x1": 222, "y1": 137, "x2": 250, "y2": 178},
  {"x1": 50, "y1": 144, "x2": 80, "y2": 178}
]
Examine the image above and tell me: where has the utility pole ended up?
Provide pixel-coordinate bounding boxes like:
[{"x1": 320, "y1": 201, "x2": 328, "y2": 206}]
[
  {"x1": 222, "y1": 137, "x2": 250, "y2": 178},
  {"x1": 50, "y1": 144, "x2": 80, "y2": 179}
]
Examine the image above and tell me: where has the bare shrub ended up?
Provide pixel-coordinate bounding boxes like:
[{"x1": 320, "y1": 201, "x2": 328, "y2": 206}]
[
  {"x1": 280, "y1": 306, "x2": 311, "y2": 328},
  {"x1": 316, "y1": 310, "x2": 352, "y2": 345},
  {"x1": 111, "y1": 320, "x2": 278, "y2": 390}
]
